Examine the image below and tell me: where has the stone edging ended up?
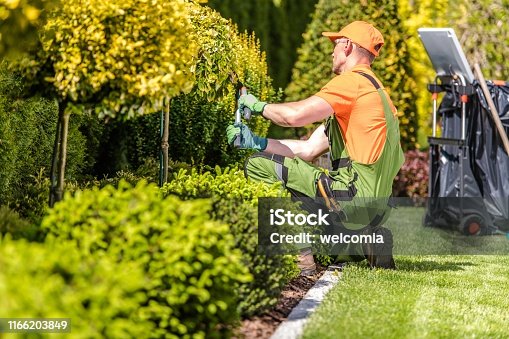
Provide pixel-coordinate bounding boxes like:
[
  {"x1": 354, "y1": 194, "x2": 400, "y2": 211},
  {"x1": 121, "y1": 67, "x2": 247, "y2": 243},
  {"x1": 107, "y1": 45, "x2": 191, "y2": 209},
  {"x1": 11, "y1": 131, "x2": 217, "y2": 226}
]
[{"x1": 269, "y1": 265, "x2": 343, "y2": 339}]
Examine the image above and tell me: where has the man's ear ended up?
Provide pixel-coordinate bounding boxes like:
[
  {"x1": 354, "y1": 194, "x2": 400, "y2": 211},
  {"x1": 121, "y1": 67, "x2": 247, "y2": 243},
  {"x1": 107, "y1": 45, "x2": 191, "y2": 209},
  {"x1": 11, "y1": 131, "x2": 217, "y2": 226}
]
[{"x1": 345, "y1": 41, "x2": 354, "y2": 56}]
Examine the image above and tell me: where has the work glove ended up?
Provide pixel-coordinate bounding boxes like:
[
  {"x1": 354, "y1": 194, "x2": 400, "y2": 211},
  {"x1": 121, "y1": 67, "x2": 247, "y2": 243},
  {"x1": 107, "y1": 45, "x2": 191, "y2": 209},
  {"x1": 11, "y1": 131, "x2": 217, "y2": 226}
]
[
  {"x1": 238, "y1": 94, "x2": 267, "y2": 115},
  {"x1": 226, "y1": 123, "x2": 268, "y2": 151}
]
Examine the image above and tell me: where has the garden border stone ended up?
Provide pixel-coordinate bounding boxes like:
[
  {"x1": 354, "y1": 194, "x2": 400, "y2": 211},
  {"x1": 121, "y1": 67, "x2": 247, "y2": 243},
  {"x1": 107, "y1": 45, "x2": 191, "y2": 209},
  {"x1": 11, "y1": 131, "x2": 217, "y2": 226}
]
[{"x1": 270, "y1": 265, "x2": 343, "y2": 339}]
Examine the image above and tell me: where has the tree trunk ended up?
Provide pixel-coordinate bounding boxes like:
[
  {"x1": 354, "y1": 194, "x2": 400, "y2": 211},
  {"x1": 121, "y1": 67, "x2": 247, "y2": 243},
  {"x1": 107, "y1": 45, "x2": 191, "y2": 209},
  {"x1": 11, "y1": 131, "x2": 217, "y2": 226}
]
[
  {"x1": 160, "y1": 98, "x2": 170, "y2": 186},
  {"x1": 49, "y1": 104, "x2": 70, "y2": 206},
  {"x1": 49, "y1": 103, "x2": 63, "y2": 207}
]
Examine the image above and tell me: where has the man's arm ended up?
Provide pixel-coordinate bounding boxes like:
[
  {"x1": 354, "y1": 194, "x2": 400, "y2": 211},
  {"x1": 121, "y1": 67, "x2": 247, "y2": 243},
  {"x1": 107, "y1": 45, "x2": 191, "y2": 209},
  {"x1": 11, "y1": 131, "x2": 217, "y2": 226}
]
[
  {"x1": 262, "y1": 95, "x2": 334, "y2": 127},
  {"x1": 264, "y1": 124, "x2": 329, "y2": 161}
]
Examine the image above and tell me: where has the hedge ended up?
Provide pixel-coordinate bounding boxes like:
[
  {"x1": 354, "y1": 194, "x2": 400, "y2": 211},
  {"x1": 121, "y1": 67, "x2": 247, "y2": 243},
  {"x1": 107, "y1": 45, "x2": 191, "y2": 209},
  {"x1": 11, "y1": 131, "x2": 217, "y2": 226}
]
[
  {"x1": 0, "y1": 65, "x2": 97, "y2": 220},
  {"x1": 161, "y1": 167, "x2": 299, "y2": 316},
  {"x1": 0, "y1": 205, "x2": 40, "y2": 241},
  {"x1": 0, "y1": 236, "x2": 152, "y2": 338},
  {"x1": 42, "y1": 180, "x2": 249, "y2": 338},
  {"x1": 207, "y1": 0, "x2": 318, "y2": 89}
]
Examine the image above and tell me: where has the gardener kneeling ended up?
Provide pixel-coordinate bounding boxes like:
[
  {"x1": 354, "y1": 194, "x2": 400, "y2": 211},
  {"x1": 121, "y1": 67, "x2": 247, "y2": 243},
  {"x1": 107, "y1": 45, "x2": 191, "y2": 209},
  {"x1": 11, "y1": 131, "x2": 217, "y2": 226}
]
[{"x1": 227, "y1": 21, "x2": 404, "y2": 274}]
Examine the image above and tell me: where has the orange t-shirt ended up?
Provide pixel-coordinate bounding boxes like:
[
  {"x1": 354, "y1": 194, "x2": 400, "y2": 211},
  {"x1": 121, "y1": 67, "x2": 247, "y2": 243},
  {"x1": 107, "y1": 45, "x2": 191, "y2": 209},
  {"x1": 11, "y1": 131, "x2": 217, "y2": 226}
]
[{"x1": 314, "y1": 64, "x2": 398, "y2": 164}]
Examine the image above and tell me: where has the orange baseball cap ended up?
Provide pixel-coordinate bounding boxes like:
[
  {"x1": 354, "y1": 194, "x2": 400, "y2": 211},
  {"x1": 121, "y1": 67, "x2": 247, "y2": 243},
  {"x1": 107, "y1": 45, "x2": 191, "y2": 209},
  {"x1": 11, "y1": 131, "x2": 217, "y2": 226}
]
[{"x1": 322, "y1": 21, "x2": 384, "y2": 56}]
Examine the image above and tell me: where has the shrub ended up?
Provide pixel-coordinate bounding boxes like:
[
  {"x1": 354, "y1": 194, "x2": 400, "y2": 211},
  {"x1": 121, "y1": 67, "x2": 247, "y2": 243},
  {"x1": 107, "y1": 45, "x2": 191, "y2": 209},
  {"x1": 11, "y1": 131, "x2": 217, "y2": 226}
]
[
  {"x1": 0, "y1": 206, "x2": 40, "y2": 241},
  {"x1": 0, "y1": 66, "x2": 91, "y2": 217},
  {"x1": 393, "y1": 149, "x2": 429, "y2": 201},
  {"x1": 42, "y1": 180, "x2": 248, "y2": 338},
  {"x1": 6, "y1": 168, "x2": 50, "y2": 227},
  {"x1": 162, "y1": 167, "x2": 299, "y2": 317},
  {"x1": 0, "y1": 236, "x2": 152, "y2": 338},
  {"x1": 208, "y1": 0, "x2": 318, "y2": 89}
]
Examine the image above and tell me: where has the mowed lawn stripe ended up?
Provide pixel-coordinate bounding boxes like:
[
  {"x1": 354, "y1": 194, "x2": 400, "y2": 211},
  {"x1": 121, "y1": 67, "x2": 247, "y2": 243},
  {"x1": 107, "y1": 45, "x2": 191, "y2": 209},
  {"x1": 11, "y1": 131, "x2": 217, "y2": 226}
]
[{"x1": 302, "y1": 255, "x2": 509, "y2": 339}]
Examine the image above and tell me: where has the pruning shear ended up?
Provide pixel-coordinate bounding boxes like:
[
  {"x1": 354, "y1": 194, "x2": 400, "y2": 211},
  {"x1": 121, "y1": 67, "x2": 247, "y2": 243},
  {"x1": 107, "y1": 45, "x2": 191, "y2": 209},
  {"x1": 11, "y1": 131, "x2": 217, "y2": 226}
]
[{"x1": 229, "y1": 72, "x2": 252, "y2": 147}]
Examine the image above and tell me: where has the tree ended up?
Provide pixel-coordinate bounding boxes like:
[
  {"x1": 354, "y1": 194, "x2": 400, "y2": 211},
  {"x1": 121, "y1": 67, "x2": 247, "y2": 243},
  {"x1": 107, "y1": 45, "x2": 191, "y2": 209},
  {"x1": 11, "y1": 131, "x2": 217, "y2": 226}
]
[
  {"x1": 96, "y1": 3, "x2": 277, "y2": 173},
  {"x1": 22, "y1": 0, "x2": 199, "y2": 204},
  {"x1": 285, "y1": 0, "x2": 419, "y2": 150}
]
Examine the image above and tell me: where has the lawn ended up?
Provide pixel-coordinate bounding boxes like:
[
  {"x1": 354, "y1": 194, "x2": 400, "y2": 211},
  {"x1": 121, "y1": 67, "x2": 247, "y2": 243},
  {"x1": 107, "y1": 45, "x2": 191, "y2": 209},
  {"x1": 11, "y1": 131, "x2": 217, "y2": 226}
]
[{"x1": 302, "y1": 207, "x2": 509, "y2": 339}]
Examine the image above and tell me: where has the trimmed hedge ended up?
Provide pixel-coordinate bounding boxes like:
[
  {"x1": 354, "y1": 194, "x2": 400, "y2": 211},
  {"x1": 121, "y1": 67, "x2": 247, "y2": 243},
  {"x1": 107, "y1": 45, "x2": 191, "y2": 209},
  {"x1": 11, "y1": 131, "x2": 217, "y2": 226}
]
[
  {"x1": 0, "y1": 236, "x2": 152, "y2": 337},
  {"x1": 207, "y1": 0, "x2": 318, "y2": 89},
  {"x1": 161, "y1": 167, "x2": 299, "y2": 317},
  {"x1": 42, "y1": 181, "x2": 249, "y2": 338}
]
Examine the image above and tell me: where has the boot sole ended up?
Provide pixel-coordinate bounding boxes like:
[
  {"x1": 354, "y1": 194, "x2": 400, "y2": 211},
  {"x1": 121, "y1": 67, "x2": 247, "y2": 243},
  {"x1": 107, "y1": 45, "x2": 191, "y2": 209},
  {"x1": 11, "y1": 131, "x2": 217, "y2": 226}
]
[{"x1": 367, "y1": 227, "x2": 396, "y2": 270}]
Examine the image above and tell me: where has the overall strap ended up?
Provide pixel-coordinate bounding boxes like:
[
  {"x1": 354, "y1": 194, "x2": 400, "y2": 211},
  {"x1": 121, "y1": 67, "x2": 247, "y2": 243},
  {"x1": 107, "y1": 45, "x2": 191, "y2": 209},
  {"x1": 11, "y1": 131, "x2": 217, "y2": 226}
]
[
  {"x1": 354, "y1": 71, "x2": 381, "y2": 89},
  {"x1": 353, "y1": 71, "x2": 399, "y2": 144}
]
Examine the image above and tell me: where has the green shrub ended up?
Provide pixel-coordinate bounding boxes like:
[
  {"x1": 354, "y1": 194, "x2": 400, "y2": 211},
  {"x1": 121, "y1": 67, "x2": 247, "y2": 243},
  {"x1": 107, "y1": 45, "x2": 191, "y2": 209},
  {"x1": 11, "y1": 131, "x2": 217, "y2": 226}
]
[
  {"x1": 0, "y1": 66, "x2": 93, "y2": 217},
  {"x1": 162, "y1": 167, "x2": 299, "y2": 317},
  {"x1": 0, "y1": 236, "x2": 152, "y2": 338},
  {"x1": 42, "y1": 180, "x2": 248, "y2": 338},
  {"x1": 0, "y1": 206, "x2": 40, "y2": 241},
  {"x1": 6, "y1": 167, "x2": 50, "y2": 227},
  {"x1": 207, "y1": 0, "x2": 318, "y2": 89}
]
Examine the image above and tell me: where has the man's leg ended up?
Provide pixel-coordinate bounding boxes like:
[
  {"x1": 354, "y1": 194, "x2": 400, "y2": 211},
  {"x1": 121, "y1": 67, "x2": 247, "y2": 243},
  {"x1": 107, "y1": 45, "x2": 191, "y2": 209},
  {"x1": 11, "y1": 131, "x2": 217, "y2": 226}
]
[
  {"x1": 246, "y1": 152, "x2": 396, "y2": 270},
  {"x1": 245, "y1": 152, "x2": 324, "y2": 275},
  {"x1": 319, "y1": 174, "x2": 397, "y2": 269}
]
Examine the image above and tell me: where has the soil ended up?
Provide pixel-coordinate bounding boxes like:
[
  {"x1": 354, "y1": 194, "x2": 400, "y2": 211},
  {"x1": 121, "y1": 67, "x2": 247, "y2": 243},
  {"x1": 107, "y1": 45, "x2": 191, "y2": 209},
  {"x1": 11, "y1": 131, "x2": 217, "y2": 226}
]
[{"x1": 235, "y1": 265, "x2": 327, "y2": 339}]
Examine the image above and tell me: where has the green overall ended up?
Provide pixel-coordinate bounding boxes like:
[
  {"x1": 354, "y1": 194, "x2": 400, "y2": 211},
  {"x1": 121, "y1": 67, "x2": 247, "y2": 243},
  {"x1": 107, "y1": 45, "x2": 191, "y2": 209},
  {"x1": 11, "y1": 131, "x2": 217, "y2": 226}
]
[{"x1": 246, "y1": 72, "x2": 404, "y2": 254}]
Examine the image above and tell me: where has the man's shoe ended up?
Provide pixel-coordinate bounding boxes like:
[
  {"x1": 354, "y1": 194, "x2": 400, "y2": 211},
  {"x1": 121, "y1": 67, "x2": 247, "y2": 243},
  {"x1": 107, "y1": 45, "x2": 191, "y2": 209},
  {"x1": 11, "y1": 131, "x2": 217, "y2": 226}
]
[
  {"x1": 297, "y1": 248, "x2": 316, "y2": 276},
  {"x1": 362, "y1": 226, "x2": 396, "y2": 269}
]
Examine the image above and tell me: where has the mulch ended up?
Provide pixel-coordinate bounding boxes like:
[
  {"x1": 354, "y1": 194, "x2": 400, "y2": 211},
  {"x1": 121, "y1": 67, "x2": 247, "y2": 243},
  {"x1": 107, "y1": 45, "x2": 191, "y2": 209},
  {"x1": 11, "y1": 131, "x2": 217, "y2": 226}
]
[{"x1": 234, "y1": 265, "x2": 327, "y2": 339}]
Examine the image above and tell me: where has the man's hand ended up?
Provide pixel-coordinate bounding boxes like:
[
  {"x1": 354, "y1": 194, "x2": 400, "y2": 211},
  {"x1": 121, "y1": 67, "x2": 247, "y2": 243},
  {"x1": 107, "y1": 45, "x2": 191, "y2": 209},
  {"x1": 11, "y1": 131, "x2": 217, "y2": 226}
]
[
  {"x1": 226, "y1": 123, "x2": 267, "y2": 151},
  {"x1": 239, "y1": 94, "x2": 267, "y2": 115}
]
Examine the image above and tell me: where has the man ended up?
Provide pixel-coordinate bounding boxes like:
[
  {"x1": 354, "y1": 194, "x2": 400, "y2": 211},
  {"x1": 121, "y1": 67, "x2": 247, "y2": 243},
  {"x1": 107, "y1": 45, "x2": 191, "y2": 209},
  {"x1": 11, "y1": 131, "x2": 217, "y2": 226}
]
[{"x1": 227, "y1": 21, "x2": 404, "y2": 272}]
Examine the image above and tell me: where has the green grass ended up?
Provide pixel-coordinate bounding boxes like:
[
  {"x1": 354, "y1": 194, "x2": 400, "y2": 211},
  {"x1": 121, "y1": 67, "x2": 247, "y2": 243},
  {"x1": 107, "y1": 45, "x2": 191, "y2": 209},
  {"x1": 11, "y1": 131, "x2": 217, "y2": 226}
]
[
  {"x1": 388, "y1": 207, "x2": 509, "y2": 255},
  {"x1": 302, "y1": 207, "x2": 509, "y2": 339},
  {"x1": 303, "y1": 256, "x2": 509, "y2": 339}
]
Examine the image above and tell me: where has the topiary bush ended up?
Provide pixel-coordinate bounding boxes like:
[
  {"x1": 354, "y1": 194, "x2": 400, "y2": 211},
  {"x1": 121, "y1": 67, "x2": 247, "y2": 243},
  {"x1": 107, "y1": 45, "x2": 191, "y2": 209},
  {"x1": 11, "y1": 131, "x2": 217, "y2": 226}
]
[
  {"x1": 0, "y1": 236, "x2": 152, "y2": 338},
  {"x1": 96, "y1": 3, "x2": 280, "y2": 173},
  {"x1": 207, "y1": 0, "x2": 318, "y2": 89},
  {"x1": 161, "y1": 167, "x2": 299, "y2": 317},
  {"x1": 42, "y1": 180, "x2": 249, "y2": 338}
]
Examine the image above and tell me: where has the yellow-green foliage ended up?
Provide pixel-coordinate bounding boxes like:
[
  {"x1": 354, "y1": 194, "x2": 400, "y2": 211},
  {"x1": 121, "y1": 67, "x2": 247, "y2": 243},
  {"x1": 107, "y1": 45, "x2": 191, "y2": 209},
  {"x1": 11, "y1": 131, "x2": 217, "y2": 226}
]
[
  {"x1": 453, "y1": 1, "x2": 509, "y2": 81},
  {"x1": 162, "y1": 166, "x2": 288, "y2": 203},
  {"x1": 42, "y1": 180, "x2": 249, "y2": 338},
  {"x1": 164, "y1": 3, "x2": 279, "y2": 165},
  {"x1": 286, "y1": 0, "x2": 419, "y2": 150},
  {"x1": 0, "y1": 236, "x2": 152, "y2": 337},
  {"x1": 398, "y1": 0, "x2": 449, "y2": 146},
  {"x1": 399, "y1": 0, "x2": 509, "y2": 147},
  {"x1": 38, "y1": 0, "x2": 198, "y2": 118},
  {"x1": 161, "y1": 167, "x2": 299, "y2": 316}
]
